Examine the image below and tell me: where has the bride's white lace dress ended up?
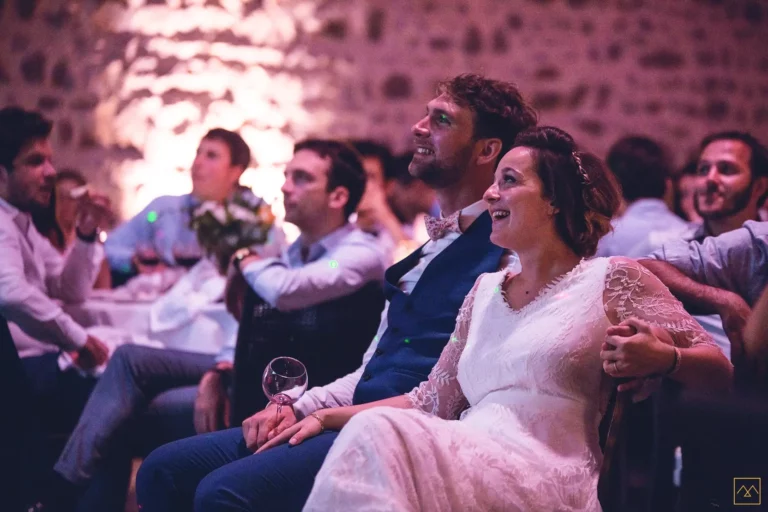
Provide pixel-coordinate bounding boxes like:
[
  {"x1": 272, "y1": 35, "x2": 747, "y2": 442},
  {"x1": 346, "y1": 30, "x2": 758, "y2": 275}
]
[{"x1": 303, "y1": 257, "x2": 718, "y2": 512}]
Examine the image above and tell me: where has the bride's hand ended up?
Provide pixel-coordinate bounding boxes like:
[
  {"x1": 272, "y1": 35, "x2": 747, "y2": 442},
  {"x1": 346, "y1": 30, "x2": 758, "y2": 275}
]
[
  {"x1": 602, "y1": 317, "x2": 677, "y2": 378},
  {"x1": 255, "y1": 414, "x2": 324, "y2": 454}
]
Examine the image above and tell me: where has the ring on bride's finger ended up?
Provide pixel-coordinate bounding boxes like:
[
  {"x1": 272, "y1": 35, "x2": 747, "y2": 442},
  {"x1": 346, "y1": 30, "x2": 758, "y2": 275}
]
[{"x1": 612, "y1": 361, "x2": 619, "y2": 374}]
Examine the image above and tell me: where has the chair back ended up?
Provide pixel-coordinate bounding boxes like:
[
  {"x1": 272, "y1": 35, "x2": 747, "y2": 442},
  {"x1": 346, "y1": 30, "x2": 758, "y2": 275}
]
[
  {"x1": 598, "y1": 384, "x2": 631, "y2": 512},
  {"x1": 1, "y1": 314, "x2": 33, "y2": 510},
  {"x1": 232, "y1": 282, "x2": 385, "y2": 423}
]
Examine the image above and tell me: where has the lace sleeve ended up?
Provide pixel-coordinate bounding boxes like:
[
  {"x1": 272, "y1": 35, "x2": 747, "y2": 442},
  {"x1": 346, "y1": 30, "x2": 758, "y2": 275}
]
[
  {"x1": 405, "y1": 277, "x2": 481, "y2": 419},
  {"x1": 603, "y1": 257, "x2": 716, "y2": 348}
]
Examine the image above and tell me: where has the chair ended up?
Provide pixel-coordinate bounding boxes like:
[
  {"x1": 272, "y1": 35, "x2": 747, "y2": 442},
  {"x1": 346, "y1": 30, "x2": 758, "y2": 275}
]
[
  {"x1": 1, "y1": 314, "x2": 36, "y2": 511},
  {"x1": 598, "y1": 385, "x2": 631, "y2": 512},
  {"x1": 648, "y1": 381, "x2": 768, "y2": 512},
  {"x1": 232, "y1": 282, "x2": 385, "y2": 423}
]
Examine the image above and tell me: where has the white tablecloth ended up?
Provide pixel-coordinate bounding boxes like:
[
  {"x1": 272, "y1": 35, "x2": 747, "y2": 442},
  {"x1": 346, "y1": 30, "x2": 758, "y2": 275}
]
[{"x1": 65, "y1": 299, "x2": 237, "y2": 356}]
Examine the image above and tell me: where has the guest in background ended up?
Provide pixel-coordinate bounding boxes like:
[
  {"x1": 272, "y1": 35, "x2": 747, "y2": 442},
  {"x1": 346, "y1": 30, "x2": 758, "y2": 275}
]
[
  {"x1": 596, "y1": 136, "x2": 690, "y2": 258},
  {"x1": 688, "y1": 131, "x2": 768, "y2": 242},
  {"x1": 657, "y1": 132, "x2": 768, "y2": 356},
  {"x1": 0, "y1": 107, "x2": 112, "y2": 503},
  {"x1": 104, "y1": 128, "x2": 255, "y2": 276},
  {"x1": 225, "y1": 139, "x2": 388, "y2": 317},
  {"x1": 46, "y1": 138, "x2": 388, "y2": 512},
  {"x1": 642, "y1": 220, "x2": 767, "y2": 363},
  {"x1": 674, "y1": 160, "x2": 703, "y2": 223},
  {"x1": 350, "y1": 139, "x2": 405, "y2": 262},
  {"x1": 32, "y1": 169, "x2": 112, "y2": 289},
  {"x1": 386, "y1": 151, "x2": 439, "y2": 242}
]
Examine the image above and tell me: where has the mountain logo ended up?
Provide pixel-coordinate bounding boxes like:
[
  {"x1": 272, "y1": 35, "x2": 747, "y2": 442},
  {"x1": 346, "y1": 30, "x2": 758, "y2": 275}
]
[{"x1": 734, "y1": 478, "x2": 761, "y2": 505}]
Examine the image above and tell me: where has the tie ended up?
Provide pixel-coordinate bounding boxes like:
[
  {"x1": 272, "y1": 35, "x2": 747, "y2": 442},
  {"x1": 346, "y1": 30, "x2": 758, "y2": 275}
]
[{"x1": 424, "y1": 211, "x2": 461, "y2": 241}]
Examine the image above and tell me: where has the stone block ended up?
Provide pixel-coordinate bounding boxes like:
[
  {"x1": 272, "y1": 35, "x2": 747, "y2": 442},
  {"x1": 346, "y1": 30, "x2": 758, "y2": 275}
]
[
  {"x1": 492, "y1": 28, "x2": 508, "y2": 54},
  {"x1": 463, "y1": 26, "x2": 482, "y2": 55},
  {"x1": 44, "y1": 6, "x2": 71, "y2": 28},
  {"x1": 577, "y1": 119, "x2": 604, "y2": 136},
  {"x1": 321, "y1": 19, "x2": 347, "y2": 40},
  {"x1": 532, "y1": 91, "x2": 562, "y2": 111},
  {"x1": 705, "y1": 99, "x2": 728, "y2": 121},
  {"x1": 568, "y1": 84, "x2": 589, "y2": 109},
  {"x1": 11, "y1": 33, "x2": 30, "y2": 53},
  {"x1": 58, "y1": 119, "x2": 73, "y2": 145},
  {"x1": 0, "y1": 59, "x2": 8, "y2": 84},
  {"x1": 15, "y1": 0, "x2": 37, "y2": 20},
  {"x1": 52, "y1": 59, "x2": 76, "y2": 90},
  {"x1": 367, "y1": 8, "x2": 384, "y2": 42},
  {"x1": 37, "y1": 95, "x2": 62, "y2": 111},
  {"x1": 382, "y1": 74, "x2": 412, "y2": 100},
  {"x1": 20, "y1": 51, "x2": 46, "y2": 84},
  {"x1": 506, "y1": 14, "x2": 523, "y2": 30},
  {"x1": 638, "y1": 50, "x2": 685, "y2": 69},
  {"x1": 429, "y1": 37, "x2": 453, "y2": 51},
  {"x1": 535, "y1": 66, "x2": 560, "y2": 81}
]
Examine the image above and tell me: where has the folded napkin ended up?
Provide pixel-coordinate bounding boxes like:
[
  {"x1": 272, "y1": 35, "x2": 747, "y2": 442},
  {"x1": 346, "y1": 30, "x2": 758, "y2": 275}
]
[
  {"x1": 149, "y1": 258, "x2": 226, "y2": 333},
  {"x1": 92, "y1": 268, "x2": 186, "y2": 303},
  {"x1": 57, "y1": 325, "x2": 164, "y2": 377}
]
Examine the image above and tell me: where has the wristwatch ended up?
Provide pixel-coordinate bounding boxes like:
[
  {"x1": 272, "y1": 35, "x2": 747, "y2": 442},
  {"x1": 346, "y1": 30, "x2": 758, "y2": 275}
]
[{"x1": 232, "y1": 247, "x2": 253, "y2": 272}]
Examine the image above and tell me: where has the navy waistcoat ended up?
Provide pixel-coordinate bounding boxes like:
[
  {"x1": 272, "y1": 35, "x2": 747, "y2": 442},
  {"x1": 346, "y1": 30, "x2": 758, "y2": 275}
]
[{"x1": 352, "y1": 211, "x2": 504, "y2": 405}]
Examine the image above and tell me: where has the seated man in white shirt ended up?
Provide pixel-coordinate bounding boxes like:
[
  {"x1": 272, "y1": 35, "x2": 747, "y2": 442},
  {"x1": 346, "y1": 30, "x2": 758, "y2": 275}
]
[
  {"x1": 0, "y1": 107, "x2": 112, "y2": 500},
  {"x1": 596, "y1": 136, "x2": 690, "y2": 258}
]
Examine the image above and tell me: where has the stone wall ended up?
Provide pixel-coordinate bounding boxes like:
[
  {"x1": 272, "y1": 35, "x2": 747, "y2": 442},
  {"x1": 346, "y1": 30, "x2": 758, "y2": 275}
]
[{"x1": 2, "y1": 0, "x2": 767, "y2": 221}]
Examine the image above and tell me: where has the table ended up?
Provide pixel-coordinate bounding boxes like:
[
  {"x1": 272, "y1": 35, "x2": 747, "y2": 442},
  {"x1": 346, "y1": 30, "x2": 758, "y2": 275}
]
[{"x1": 65, "y1": 300, "x2": 237, "y2": 356}]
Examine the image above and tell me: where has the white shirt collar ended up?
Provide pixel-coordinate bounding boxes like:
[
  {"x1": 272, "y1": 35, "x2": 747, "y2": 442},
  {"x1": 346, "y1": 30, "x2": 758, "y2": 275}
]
[{"x1": 0, "y1": 196, "x2": 20, "y2": 218}]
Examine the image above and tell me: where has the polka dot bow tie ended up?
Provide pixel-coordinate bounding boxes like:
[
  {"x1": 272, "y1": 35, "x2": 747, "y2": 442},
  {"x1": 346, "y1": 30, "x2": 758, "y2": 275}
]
[{"x1": 424, "y1": 211, "x2": 461, "y2": 241}]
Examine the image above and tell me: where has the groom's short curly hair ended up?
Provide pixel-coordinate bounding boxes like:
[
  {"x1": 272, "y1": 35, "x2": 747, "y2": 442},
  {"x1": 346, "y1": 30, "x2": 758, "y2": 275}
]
[{"x1": 437, "y1": 74, "x2": 538, "y2": 165}]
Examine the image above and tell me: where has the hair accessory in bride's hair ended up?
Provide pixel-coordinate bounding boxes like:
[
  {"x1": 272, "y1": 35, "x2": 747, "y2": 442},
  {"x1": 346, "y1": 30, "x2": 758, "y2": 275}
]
[{"x1": 572, "y1": 152, "x2": 590, "y2": 185}]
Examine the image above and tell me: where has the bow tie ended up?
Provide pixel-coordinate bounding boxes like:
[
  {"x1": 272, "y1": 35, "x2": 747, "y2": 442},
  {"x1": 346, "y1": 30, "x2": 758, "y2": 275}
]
[{"x1": 424, "y1": 211, "x2": 461, "y2": 241}]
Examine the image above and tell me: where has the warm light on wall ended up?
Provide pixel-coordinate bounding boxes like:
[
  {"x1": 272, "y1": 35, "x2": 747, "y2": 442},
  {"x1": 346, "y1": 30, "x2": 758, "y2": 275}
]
[{"x1": 90, "y1": 0, "x2": 330, "y2": 247}]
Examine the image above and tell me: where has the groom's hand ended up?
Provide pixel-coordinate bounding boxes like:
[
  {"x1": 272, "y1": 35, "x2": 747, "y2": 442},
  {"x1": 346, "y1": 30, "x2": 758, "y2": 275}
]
[{"x1": 243, "y1": 403, "x2": 297, "y2": 452}]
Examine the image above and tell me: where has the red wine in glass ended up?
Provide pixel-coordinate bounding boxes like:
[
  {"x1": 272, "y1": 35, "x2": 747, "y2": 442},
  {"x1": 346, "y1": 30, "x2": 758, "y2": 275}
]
[
  {"x1": 175, "y1": 255, "x2": 201, "y2": 269},
  {"x1": 262, "y1": 357, "x2": 308, "y2": 419},
  {"x1": 173, "y1": 242, "x2": 203, "y2": 270},
  {"x1": 135, "y1": 245, "x2": 161, "y2": 267}
]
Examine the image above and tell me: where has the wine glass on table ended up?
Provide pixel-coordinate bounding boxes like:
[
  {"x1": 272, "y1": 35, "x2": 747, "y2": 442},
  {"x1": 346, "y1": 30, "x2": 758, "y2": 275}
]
[
  {"x1": 262, "y1": 357, "x2": 308, "y2": 420},
  {"x1": 172, "y1": 240, "x2": 203, "y2": 270},
  {"x1": 134, "y1": 242, "x2": 162, "y2": 273}
]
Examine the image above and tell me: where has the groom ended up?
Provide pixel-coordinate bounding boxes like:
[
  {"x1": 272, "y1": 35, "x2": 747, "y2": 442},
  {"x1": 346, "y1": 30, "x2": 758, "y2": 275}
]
[{"x1": 136, "y1": 74, "x2": 538, "y2": 511}]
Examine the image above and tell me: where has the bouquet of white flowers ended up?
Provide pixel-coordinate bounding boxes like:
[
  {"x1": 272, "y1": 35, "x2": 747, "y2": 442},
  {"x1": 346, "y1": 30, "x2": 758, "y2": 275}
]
[{"x1": 190, "y1": 187, "x2": 276, "y2": 274}]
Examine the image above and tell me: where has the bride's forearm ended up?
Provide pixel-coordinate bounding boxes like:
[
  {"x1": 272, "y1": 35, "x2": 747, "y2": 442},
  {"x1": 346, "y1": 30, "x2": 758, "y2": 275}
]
[{"x1": 316, "y1": 395, "x2": 413, "y2": 431}]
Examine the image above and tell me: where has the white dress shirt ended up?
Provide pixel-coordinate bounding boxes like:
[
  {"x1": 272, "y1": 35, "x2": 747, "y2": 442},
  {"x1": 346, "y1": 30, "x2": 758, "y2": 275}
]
[
  {"x1": 293, "y1": 200, "x2": 512, "y2": 418},
  {"x1": 0, "y1": 197, "x2": 104, "y2": 357},
  {"x1": 241, "y1": 222, "x2": 388, "y2": 312},
  {"x1": 596, "y1": 198, "x2": 691, "y2": 258}
]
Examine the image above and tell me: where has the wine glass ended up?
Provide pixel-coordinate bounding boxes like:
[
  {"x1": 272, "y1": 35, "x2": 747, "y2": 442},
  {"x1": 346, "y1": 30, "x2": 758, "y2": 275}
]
[
  {"x1": 135, "y1": 242, "x2": 161, "y2": 269},
  {"x1": 262, "y1": 357, "x2": 308, "y2": 419},
  {"x1": 172, "y1": 240, "x2": 203, "y2": 270}
]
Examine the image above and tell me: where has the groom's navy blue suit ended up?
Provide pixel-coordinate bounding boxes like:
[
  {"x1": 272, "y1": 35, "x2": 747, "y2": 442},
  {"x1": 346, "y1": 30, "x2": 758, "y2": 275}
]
[{"x1": 136, "y1": 212, "x2": 504, "y2": 511}]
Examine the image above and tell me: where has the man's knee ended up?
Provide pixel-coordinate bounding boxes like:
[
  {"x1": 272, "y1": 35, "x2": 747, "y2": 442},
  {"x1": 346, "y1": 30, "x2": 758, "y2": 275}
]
[
  {"x1": 194, "y1": 468, "x2": 242, "y2": 512},
  {"x1": 136, "y1": 443, "x2": 178, "y2": 498},
  {"x1": 108, "y1": 344, "x2": 165, "y2": 379}
]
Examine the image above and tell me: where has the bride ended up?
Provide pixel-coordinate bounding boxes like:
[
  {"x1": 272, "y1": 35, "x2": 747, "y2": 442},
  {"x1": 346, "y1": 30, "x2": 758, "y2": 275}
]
[{"x1": 257, "y1": 126, "x2": 733, "y2": 511}]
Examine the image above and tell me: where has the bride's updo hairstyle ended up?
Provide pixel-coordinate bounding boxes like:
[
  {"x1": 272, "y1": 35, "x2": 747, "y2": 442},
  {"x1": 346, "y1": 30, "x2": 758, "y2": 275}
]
[{"x1": 513, "y1": 126, "x2": 621, "y2": 257}]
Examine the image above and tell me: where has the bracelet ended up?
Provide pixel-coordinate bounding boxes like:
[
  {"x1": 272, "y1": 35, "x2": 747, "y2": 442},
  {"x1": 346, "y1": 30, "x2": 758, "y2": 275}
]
[
  {"x1": 665, "y1": 347, "x2": 682, "y2": 376},
  {"x1": 309, "y1": 412, "x2": 325, "y2": 433}
]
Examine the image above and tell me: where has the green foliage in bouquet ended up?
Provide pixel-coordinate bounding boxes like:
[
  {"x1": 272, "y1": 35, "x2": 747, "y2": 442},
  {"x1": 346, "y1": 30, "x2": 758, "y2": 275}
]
[{"x1": 190, "y1": 187, "x2": 276, "y2": 274}]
